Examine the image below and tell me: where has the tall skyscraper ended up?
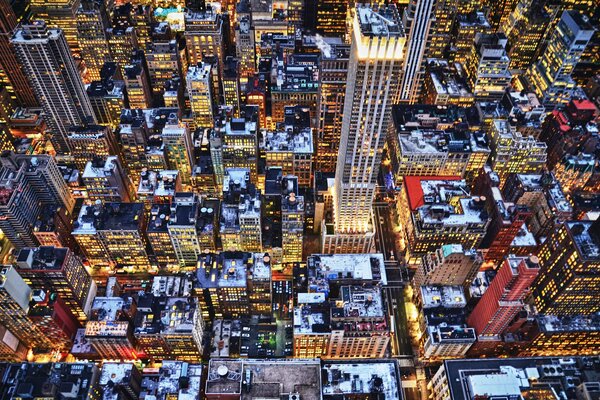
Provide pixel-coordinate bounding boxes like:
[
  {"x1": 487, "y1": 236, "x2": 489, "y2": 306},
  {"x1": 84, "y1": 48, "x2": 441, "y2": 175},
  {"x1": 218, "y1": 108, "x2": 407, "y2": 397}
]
[
  {"x1": 527, "y1": 10, "x2": 594, "y2": 109},
  {"x1": 398, "y1": 0, "x2": 436, "y2": 103},
  {"x1": 467, "y1": 256, "x2": 540, "y2": 337},
  {"x1": 187, "y1": 63, "x2": 214, "y2": 129},
  {"x1": 317, "y1": 41, "x2": 350, "y2": 173},
  {"x1": 30, "y1": 0, "x2": 81, "y2": 55},
  {"x1": 0, "y1": 0, "x2": 38, "y2": 107},
  {"x1": 316, "y1": 0, "x2": 348, "y2": 37},
  {"x1": 11, "y1": 21, "x2": 96, "y2": 153},
  {"x1": 323, "y1": 4, "x2": 405, "y2": 254},
  {"x1": 533, "y1": 220, "x2": 600, "y2": 316}
]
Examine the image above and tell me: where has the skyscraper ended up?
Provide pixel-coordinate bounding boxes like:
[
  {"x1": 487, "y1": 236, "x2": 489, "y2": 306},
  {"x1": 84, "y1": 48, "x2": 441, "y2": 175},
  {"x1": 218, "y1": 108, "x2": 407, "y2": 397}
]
[
  {"x1": 0, "y1": 0, "x2": 38, "y2": 107},
  {"x1": 76, "y1": 0, "x2": 111, "y2": 82},
  {"x1": 398, "y1": 0, "x2": 436, "y2": 103},
  {"x1": 527, "y1": 10, "x2": 594, "y2": 109},
  {"x1": 11, "y1": 21, "x2": 96, "y2": 153},
  {"x1": 467, "y1": 256, "x2": 540, "y2": 337},
  {"x1": 532, "y1": 220, "x2": 600, "y2": 316},
  {"x1": 323, "y1": 4, "x2": 405, "y2": 253},
  {"x1": 187, "y1": 63, "x2": 214, "y2": 129}
]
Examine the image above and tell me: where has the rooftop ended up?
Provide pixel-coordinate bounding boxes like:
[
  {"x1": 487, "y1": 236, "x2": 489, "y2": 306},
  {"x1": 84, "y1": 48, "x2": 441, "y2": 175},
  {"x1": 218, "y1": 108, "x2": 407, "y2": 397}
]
[
  {"x1": 307, "y1": 254, "x2": 387, "y2": 294},
  {"x1": 331, "y1": 286, "x2": 384, "y2": 319},
  {"x1": 568, "y1": 221, "x2": 600, "y2": 260},
  {"x1": 99, "y1": 363, "x2": 137, "y2": 400},
  {"x1": 421, "y1": 285, "x2": 467, "y2": 309},
  {"x1": 322, "y1": 361, "x2": 400, "y2": 399},
  {"x1": 15, "y1": 246, "x2": 68, "y2": 270},
  {"x1": 73, "y1": 202, "x2": 144, "y2": 234},
  {"x1": 293, "y1": 302, "x2": 331, "y2": 335},
  {"x1": 196, "y1": 252, "x2": 252, "y2": 288},
  {"x1": 356, "y1": 4, "x2": 403, "y2": 37},
  {"x1": 82, "y1": 156, "x2": 119, "y2": 179},
  {"x1": 537, "y1": 314, "x2": 600, "y2": 333}
]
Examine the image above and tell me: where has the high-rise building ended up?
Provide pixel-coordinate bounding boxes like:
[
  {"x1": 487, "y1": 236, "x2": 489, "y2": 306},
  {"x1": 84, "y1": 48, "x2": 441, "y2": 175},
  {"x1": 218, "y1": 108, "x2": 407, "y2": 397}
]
[
  {"x1": 235, "y1": 13, "x2": 255, "y2": 86},
  {"x1": 15, "y1": 246, "x2": 97, "y2": 323},
  {"x1": 0, "y1": 0, "x2": 38, "y2": 107},
  {"x1": 11, "y1": 22, "x2": 96, "y2": 153},
  {"x1": 218, "y1": 107, "x2": 259, "y2": 183},
  {"x1": 73, "y1": 202, "x2": 151, "y2": 275},
  {"x1": 281, "y1": 177, "x2": 305, "y2": 263},
  {"x1": 504, "y1": 0, "x2": 558, "y2": 72},
  {"x1": 107, "y1": 26, "x2": 138, "y2": 72},
  {"x1": 465, "y1": 33, "x2": 512, "y2": 101},
  {"x1": 124, "y1": 63, "x2": 153, "y2": 109},
  {"x1": 398, "y1": 0, "x2": 436, "y2": 103},
  {"x1": 0, "y1": 266, "x2": 52, "y2": 350},
  {"x1": 488, "y1": 120, "x2": 547, "y2": 185},
  {"x1": 167, "y1": 193, "x2": 203, "y2": 269},
  {"x1": 86, "y1": 65, "x2": 126, "y2": 130},
  {"x1": 187, "y1": 63, "x2": 214, "y2": 128},
  {"x1": 323, "y1": 5, "x2": 405, "y2": 254},
  {"x1": 85, "y1": 296, "x2": 137, "y2": 359},
  {"x1": 220, "y1": 168, "x2": 262, "y2": 252},
  {"x1": 30, "y1": 0, "x2": 81, "y2": 55},
  {"x1": 76, "y1": 0, "x2": 111, "y2": 82},
  {"x1": 416, "y1": 244, "x2": 483, "y2": 287},
  {"x1": 184, "y1": 4, "x2": 224, "y2": 74},
  {"x1": 316, "y1": 0, "x2": 348, "y2": 37},
  {"x1": 316, "y1": 41, "x2": 349, "y2": 173},
  {"x1": 162, "y1": 119, "x2": 194, "y2": 187},
  {"x1": 145, "y1": 40, "x2": 182, "y2": 98},
  {"x1": 527, "y1": 10, "x2": 594, "y2": 108},
  {"x1": 532, "y1": 220, "x2": 600, "y2": 316},
  {"x1": 82, "y1": 156, "x2": 133, "y2": 202},
  {"x1": 0, "y1": 153, "x2": 75, "y2": 249},
  {"x1": 467, "y1": 256, "x2": 540, "y2": 337},
  {"x1": 68, "y1": 124, "x2": 119, "y2": 170},
  {"x1": 264, "y1": 106, "x2": 314, "y2": 187}
]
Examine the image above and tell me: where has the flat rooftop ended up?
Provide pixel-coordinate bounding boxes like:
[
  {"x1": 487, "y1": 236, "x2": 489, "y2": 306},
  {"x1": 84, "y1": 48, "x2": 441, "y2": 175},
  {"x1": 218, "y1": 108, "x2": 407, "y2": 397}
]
[
  {"x1": 356, "y1": 4, "x2": 403, "y2": 37},
  {"x1": 421, "y1": 285, "x2": 467, "y2": 309},
  {"x1": 322, "y1": 361, "x2": 400, "y2": 398}
]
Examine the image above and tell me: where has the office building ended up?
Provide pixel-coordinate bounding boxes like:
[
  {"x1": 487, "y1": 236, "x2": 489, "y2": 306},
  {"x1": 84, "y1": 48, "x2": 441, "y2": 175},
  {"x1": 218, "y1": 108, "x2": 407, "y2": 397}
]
[
  {"x1": 184, "y1": 4, "x2": 224, "y2": 73},
  {"x1": 11, "y1": 21, "x2": 96, "y2": 153},
  {"x1": 523, "y1": 314, "x2": 600, "y2": 356},
  {"x1": 15, "y1": 246, "x2": 96, "y2": 322},
  {"x1": 218, "y1": 107, "x2": 259, "y2": 183},
  {"x1": 205, "y1": 358, "x2": 321, "y2": 400},
  {"x1": 195, "y1": 251, "x2": 253, "y2": 319},
  {"x1": 82, "y1": 156, "x2": 133, "y2": 202},
  {"x1": 0, "y1": 154, "x2": 75, "y2": 249},
  {"x1": 166, "y1": 193, "x2": 204, "y2": 269},
  {"x1": 85, "y1": 296, "x2": 137, "y2": 360},
  {"x1": 398, "y1": 0, "x2": 436, "y2": 103},
  {"x1": 264, "y1": 106, "x2": 314, "y2": 187},
  {"x1": 220, "y1": 169, "x2": 262, "y2": 252},
  {"x1": 187, "y1": 63, "x2": 214, "y2": 128},
  {"x1": 134, "y1": 294, "x2": 203, "y2": 361},
  {"x1": 86, "y1": 66, "x2": 126, "y2": 130},
  {"x1": 99, "y1": 362, "x2": 142, "y2": 399},
  {"x1": 468, "y1": 256, "x2": 540, "y2": 337},
  {"x1": 323, "y1": 4, "x2": 405, "y2": 254},
  {"x1": 281, "y1": 178, "x2": 305, "y2": 263},
  {"x1": 399, "y1": 177, "x2": 490, "y2": 264},
  {"x1": 465, "y1": 33, "x2": 512, "y2": 101},
  {"x1": 73, "y1": 202, "x2": 150, "y2": 274},
  {"x1": 419, "y1": 285, "x2": 476, "y2": 358},
  {"x1": 316, "y1": 41, "x2": 349, "y2": 173},
  {"x1": 145, "y1": 40, "x2": 182, "y2": 98},
  {"x1": 527, "y1": 11, "x2": 594, "y2": 108},
  {"x1": 422, "y1": 59, "x2": 475, "y2": 106},
  {"x1": 68, "y1": 124, "x2": 119, "y2": 170},
  {"x1": 0, "y1": 0, "x2": 38, "y2": 107},
  {"x1": 488, "y1": 120, "x2": 547, "y2": 185},
  {"x1": 76, "y1": 1, "x2": 111, "y2": 82},
  {"x1": 124, "y1": 63, "x2": 153, "y2": 109},
  {"x1": 416, "y1": 244, "x2": 483, "y2": 287},
  {"x1": 162, "y1": 118, "x2": 194, "y2": 186},
  {"x1": 322, "y1": 360, "x2": 401, "y2": 399},
  {"x1": 532, "y1": 220, "x2": 600, "y2": 316},
  {"x1": 431, "y1": 357, "x2": 600, "y2": 400}
]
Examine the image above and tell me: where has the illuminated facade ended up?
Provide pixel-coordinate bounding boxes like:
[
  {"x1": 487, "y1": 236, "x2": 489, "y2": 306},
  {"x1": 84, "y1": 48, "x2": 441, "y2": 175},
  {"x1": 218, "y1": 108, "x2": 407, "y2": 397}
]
[
  {"x1": 324, "y1": 4, "x2": 405, "y2": 254},
  {"x1": 68, "y1": 124, "x2": 119, "y2": 170},
  {"x1": 11, "y1": 21, "x2": 96, "y2": 153},
  {"x1": 162, "y1": 120, "x2": 194, "y2": 186},
  {"x1": 30, "y1": 0, "x2": 81, "y2": 55},
  {"x1": 82, "y1": 156, "x2": 133, "y2": 202},
  {"x1": 532, "y1": 221, "x2": 600, "y2": 316},
  {"x1": 235, "y1": 14, "x2": 255, "y2": 85},
  {"x1": 465, "y1": 34, "x2": 512, "y2": 101},
  {"x1": 124, "y1": 63, "x2": 153, "y2": 109},
  {"x1": 15, "y1": 246, "x2": 96, "y2": 323},
  {"x1": 527, "y1": 10, "x2": 594, "y2": 108},
  {"x1": 316, "y1": 0, "x2": 348, "y2": 37},
  {"x1": 467, "y1": 256, "x2": 539, "y2": 337},
  {"x1": 76, "y1": 2, "x2": 111, "y2": 82},
  {"x1": 488, "y1": 120, "x2": 547, "y2": 185},
  {"x1": 187, "y1": 63, "x2": 214, "y2": 129},
  {"x1": 219, "y1": 108, "x2": 259, "y2": 183},
  {"x1": 316, "y1": 41, "x2": 349, "y2": 173},
  {"x1": 107, "y1": 27, "x2": 138, "y2": 73},
  {"x1": 167, "y1": 193, "x2": 203, "y2": 269},
  {"x1": 184, "y1": 4, "x2": 224, "y2": 74},
  {"x1": 399, "y1": 0, "x2": 436, "y2": 103}
]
